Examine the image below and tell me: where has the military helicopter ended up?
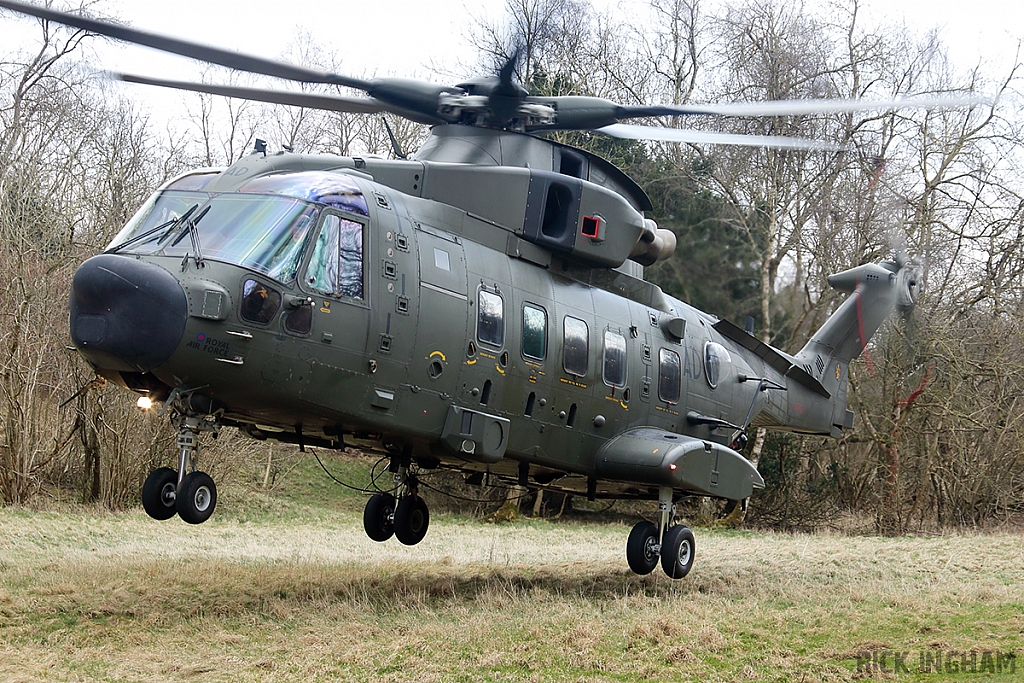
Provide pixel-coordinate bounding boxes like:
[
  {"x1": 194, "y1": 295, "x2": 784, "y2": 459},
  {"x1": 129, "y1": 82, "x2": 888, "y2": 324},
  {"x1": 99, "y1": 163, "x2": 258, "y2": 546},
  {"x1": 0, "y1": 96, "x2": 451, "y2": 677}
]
[{"x1": 5, "y1": 0, "x2": 965, "y2": 579}]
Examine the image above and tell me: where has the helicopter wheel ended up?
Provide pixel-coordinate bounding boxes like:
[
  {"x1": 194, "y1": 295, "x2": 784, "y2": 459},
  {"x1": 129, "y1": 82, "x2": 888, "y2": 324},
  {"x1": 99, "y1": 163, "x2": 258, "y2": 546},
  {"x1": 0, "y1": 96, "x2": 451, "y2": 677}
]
[
  {"x1": 393, "y1": 496, "x2": 429, "y2": 546},
  {"x1": 660, "y1": 525, "x2": 695, "y2": 579},
  {"x1": 363, "y1": 492, "x2": 396, "y2": 542},
  {"x1": 141, "y1": 467, "x2": 179, "y2": 520},
  {"x1": 626, "y1": 521, "x2": 660, "y2": 575},
  {"x1": 176, "y1": 471, "x2": 217, "y2": 525}
]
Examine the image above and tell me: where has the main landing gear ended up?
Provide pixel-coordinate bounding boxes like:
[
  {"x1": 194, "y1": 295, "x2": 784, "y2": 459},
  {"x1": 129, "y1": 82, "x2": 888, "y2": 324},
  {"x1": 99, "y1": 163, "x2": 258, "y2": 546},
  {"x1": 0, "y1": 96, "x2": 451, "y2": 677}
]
[
  {"x1": 626, "y1": 486, "x2": 696, "y2": 579},
  {"x1": 363, "y1": 454, "x2": 430, "y2": 546},
  {"x1": 141, "y1": 414, "x2": 220, "y2": 524}
]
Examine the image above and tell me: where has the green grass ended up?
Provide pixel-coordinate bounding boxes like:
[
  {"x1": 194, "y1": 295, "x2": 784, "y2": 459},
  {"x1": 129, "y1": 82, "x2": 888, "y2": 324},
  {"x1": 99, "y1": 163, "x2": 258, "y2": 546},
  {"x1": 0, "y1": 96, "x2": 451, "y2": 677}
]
[{"x1": 1, "y1": 454, "x2": 1022, "y2": 681}]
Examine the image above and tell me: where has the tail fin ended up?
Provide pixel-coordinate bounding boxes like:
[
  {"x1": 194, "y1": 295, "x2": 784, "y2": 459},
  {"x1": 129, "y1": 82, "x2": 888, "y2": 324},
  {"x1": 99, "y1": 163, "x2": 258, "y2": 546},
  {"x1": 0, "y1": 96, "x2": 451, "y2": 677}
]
[
  {"x1": 794, "y1": 259, "x2": 920, "y2": 392},
  {"x1": 716, "y1": 259, "x2": 920, "y2": 437}
]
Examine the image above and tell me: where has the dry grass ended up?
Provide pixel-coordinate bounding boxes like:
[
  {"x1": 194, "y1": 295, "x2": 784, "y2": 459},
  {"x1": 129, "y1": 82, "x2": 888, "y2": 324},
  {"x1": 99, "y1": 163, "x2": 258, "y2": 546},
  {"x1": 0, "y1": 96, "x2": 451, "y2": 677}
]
[{"x1": 1, "y1": 507, "x2": 1022, "y2": 682}]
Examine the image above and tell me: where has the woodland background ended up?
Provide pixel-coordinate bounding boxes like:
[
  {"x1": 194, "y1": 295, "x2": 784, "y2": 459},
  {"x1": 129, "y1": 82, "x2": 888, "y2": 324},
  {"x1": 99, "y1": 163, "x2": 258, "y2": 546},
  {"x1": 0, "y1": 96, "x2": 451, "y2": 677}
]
[{"x1": 2, "y1": 0, "x2": 1023, "y2": 535}]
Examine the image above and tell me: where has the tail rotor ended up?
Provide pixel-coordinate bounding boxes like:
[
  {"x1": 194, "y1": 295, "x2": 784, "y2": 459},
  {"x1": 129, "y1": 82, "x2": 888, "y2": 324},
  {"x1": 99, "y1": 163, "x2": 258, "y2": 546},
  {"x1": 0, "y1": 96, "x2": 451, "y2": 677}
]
[{"x1": 893, "y1": 254, "x2": 923, "y2": 314}]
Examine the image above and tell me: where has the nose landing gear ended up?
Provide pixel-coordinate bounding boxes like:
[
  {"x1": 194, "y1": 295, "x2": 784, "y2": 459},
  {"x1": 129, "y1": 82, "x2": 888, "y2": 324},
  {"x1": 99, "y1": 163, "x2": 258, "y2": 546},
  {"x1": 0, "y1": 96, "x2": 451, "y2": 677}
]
[
  {"x1": 625, "y1": 486, "x2": 696, "y2": 579},
  {"x1": 362, "y1": 453, "x2": 430, "y2": 545},
  {"x1": 141, "y1": 467, "x2": 179, "y2": 520},
  {"x1": 177, "y1": 470, "x2": 217, "y2": 524},
  {"x1": 141, "y1": 413, "x2": 220, "y2": 524}
]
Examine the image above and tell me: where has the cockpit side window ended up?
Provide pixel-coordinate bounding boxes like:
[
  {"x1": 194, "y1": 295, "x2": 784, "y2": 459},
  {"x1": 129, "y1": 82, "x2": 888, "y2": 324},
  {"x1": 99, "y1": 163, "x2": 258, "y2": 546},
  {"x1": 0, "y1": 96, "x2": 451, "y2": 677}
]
[
  {"x1": 240, "y1": 279, "x2": 281, "y2": 325},
  {"x1": 306, "y1": 213, "x2": 364, "y2": 299}
]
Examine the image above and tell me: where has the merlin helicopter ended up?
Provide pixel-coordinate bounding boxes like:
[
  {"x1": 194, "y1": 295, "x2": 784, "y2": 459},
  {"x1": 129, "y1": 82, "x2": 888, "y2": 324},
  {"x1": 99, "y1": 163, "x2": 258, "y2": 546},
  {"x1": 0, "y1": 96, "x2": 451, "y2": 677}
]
[{"x1": 5, "y1": 0, "x2": 960, "y2": 579}]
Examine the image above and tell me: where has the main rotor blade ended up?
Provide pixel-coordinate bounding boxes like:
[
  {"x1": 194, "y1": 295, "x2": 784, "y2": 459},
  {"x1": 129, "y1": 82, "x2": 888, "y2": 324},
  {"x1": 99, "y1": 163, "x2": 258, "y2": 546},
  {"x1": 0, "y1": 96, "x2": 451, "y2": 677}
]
[
  {"x1": 0, "y1": 0, "x2": 371, "y2": 90},
  {"x1": 114, "y1": 73, "x2": 386, "y2": 114},
  {"x1": 597, "y1": 124, "x2": 850, "y2": 151},
  {"x1": 618, "y1": 93, "x2": 995, "y2": 119}
]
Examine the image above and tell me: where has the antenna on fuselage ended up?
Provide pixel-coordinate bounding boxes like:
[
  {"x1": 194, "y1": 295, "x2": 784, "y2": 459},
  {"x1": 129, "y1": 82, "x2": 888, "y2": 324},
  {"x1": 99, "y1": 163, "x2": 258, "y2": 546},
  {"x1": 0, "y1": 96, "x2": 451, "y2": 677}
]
[{"x1": 381, "y1": 116, "x2": 407, "y2": 160}]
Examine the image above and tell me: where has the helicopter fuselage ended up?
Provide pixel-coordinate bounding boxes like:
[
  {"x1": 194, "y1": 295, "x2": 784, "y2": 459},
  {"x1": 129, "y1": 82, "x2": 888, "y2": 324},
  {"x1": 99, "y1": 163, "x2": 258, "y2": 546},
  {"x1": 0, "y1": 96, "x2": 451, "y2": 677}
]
[{"x1": 68, "y1": 129, "x2": 877, "y2": 503}]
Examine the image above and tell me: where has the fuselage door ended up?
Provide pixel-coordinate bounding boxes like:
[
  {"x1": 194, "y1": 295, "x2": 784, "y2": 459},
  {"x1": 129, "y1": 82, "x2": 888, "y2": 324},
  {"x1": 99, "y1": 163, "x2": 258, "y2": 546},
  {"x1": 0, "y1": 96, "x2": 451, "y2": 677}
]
[
  {"x1": 292, "y1": 210, "x2": 372, "y2": 411},
  {"x1": 412, "y1": 227, "x2": 468, "y2": 396}
]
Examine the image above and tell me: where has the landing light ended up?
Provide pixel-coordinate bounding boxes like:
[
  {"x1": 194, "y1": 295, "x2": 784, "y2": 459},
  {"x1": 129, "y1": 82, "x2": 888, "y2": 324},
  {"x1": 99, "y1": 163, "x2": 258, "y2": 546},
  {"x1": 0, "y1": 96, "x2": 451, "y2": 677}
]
[{"x1": 137, "y1": 396, "x2": 153, "y2": 411}]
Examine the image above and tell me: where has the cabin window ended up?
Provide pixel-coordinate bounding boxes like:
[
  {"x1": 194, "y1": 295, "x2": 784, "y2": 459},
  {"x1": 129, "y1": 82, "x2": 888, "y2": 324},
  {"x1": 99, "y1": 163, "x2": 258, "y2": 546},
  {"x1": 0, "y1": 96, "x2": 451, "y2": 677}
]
[
  {"x1": 477, "y1": 289, "x2": 504, "y2": 347},
  {"x1": 240, "y1": 279, "x2": 281, "y2": 325},
  {"x1": 658, "y1": 348, "x2": 681, "y2": 403},
  {"x1": 522, "y1": 303, "x2": 547, "y2": 361},
  {"x1": 306, "y1": 213, "x2": 364, "y2": 299},
  {"x1": 603, "y1": 330, "x2": 627, "y2": 387},
  {"x1": 704, "y1": 341, "x2": 731, "y2": 390},
  {"x1": 562, "y1": 316, "x2": 589, "y2": 377}
]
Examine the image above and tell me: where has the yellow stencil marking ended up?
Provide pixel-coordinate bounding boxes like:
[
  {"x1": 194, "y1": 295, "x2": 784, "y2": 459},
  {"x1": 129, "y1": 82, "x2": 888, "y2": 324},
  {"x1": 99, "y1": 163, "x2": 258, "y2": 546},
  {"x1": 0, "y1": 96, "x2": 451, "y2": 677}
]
[{"x1": 604, "y1": 395, "x2": 628, "y2": 410}]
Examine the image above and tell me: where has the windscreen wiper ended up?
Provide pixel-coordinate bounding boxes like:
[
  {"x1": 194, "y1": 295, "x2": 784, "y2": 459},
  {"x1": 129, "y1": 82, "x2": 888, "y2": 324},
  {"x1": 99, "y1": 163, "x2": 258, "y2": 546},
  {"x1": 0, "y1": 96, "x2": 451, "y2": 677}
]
[
  {"x1": 106, "y1": 203, "x2": 198, "y2": 255},
  {"x1": 176, "y1": 205, "x2": 211, "y2": 270}
]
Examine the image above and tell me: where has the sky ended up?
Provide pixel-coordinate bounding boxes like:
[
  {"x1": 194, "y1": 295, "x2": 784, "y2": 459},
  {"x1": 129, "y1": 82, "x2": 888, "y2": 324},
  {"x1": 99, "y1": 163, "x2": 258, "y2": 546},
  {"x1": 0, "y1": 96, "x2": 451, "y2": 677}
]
[
  {"x1": 874, "y1": 0, "x2": 1021, "y2": 70},
  {"x1": 0, "y1": 0, "x2": 1021, "y2": 124}
]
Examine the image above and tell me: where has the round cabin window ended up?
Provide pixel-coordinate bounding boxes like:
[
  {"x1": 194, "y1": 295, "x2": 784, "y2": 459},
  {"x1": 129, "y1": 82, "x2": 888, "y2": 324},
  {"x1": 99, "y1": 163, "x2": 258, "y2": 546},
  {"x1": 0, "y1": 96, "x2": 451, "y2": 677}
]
[{"x1": 704, "y1": 341, "x2": 731, "y2": 389}]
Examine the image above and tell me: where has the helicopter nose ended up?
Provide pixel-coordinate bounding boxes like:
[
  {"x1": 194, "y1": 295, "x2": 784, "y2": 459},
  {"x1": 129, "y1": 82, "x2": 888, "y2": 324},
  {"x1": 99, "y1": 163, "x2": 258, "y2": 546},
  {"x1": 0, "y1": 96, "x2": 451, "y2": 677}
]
[{"x1": 69, "y1": 254, "x2": 188, "y2": 373}]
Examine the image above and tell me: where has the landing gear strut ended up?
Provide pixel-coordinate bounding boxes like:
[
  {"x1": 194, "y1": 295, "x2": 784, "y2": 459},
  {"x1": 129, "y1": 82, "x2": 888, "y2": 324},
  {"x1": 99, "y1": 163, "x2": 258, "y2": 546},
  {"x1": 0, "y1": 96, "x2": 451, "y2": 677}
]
[
  {"x1": 141, "y1": 413, "x2": 220, "y2": 524},
  {"x1": 625, "y1": 486, "x2": 696, "y2": 579},
  {"x1": 363, "y1": 453, "x2": 430, "y2": 545}
]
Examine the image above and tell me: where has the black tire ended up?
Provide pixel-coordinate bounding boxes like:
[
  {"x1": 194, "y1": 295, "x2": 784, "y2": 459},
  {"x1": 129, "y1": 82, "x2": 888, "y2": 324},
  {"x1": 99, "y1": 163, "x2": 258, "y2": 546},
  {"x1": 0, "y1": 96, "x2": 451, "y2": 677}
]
[
  {"x1": 176, "y1": 471, "x2": 217, "y2": 525},
  {"x1": 141, "y1": 467, "x2": 179, "y2": 520},
  {"x1": 363, "y1": 492, "x2": 396, "y2": 542},
  {"x1": 393, "y1": 496, "x2": 429, "y2": 546},
  {"x1": 661, "y1": 525, "x2": 695, "y2": 579},
  {"x1": 626, "y1": 521, "x2": 660, "y2": 575}
]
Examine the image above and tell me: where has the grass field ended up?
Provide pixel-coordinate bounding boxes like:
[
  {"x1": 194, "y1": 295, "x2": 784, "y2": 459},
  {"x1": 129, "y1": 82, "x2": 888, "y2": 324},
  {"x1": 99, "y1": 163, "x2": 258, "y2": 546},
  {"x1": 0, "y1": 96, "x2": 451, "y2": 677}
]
[{"x1": 1, "y1": 453, "x2": 1022, "y2": 682}]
